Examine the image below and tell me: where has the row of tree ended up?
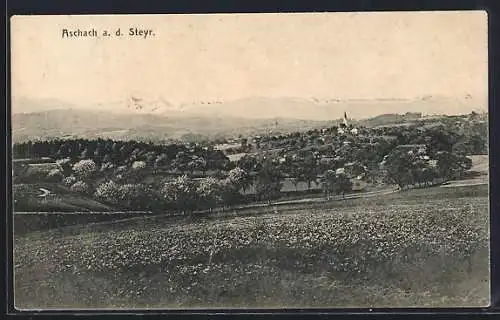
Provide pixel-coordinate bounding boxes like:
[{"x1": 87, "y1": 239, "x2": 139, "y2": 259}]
[
  {"x1": 383, "y1": 149, "x2": 473, "y2": 189},
  {"x1": 66, "y1": 159, "x2": 354, "y2": 212},
  {"x1": 12, "y1": 138, "x2": 231, "y2": 172}
]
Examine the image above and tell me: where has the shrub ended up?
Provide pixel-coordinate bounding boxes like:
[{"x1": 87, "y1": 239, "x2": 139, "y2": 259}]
[
  {"x1": 196, "y1": 177, "x2": 223, "y2": 209},
  {"x1": 119, "y1": 183, "x2": 153, "y2": 210},
  {"x1": 70, "y1": 181, "x2": 90, "y2": 194},
  {"x1": 72, "y1": 159, "x2": 97, "y2": 180},
  {"x1": 95, "y1": 181, "x2": 159, "y2": 210},
  {"x1": 160, "y1": 175, "x2": 198, "y2": 211},
  {"x1": 63, "y1": 175, "x2": 77, "y2": 187},
  {"x1": 94, "y1": 180, "x2": 121, "y2": 205}
]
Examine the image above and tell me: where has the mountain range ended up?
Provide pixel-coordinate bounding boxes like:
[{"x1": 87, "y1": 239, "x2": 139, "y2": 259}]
[{"x1": 11, "y1": 95, "x2": 486, "y2": 143}]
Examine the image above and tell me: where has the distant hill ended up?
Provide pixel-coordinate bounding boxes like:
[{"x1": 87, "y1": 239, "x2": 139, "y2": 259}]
[
  {"x1": 11, "y1": 95, "x2": 485, "y2": 143},
  {"x1": 357, "y1": 112, "x2": 424, "y2": 128},
  {"x1": 174, "y1": 95, "x2": 485, "y2": 121},
  {"x1": 11, "y1": 108, "x2": 335, "y2": 143},
  {"x1": 13, "y1": 95, "x2": 485, "y2": 119},
  {"x1": 12, "y1": 97, "x2": 83, "y2": 114}
]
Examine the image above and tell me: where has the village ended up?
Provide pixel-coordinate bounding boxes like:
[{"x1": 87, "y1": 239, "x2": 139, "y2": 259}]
[{"x1": 11, "y1": 110, "x2": 487, "y2": 214}]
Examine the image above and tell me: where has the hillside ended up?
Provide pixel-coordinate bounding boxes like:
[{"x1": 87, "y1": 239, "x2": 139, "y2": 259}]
[
  {"x1": 14, "y1": 185, "x2": 489, "y2": 308},
  {"x1": 12, "y1": 109, "x2": 334, "y2": 143},
  {"x1": 357, "y1": 112, "x2": 423, "y2": 127},
  {"x1": 13, "y1": 183, "x2": 115, "y2": 212}
]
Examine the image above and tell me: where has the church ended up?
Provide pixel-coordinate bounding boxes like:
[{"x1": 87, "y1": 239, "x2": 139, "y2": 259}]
[{"x1": 337, "y1": 111, "x2": 358, "y2": 135}]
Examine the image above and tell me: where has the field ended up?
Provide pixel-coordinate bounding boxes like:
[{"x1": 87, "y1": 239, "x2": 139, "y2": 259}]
[
  {"x1": 13, "y1": 183, "x2": 114, "y2": 212},
  {"x1": 443, "y1": 155, "x2": 489, "y2": 188},
  {"x1": 13, "y1": 185, "x2": 489, "y2": 309},
  {"x1": 469, "y1": 155, "x2": 489, "y2": 174}
]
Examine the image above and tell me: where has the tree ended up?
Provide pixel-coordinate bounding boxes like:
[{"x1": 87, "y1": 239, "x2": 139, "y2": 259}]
[
  {"x1": 154, "y1": 153, "x2": 170, "y2": 169},
  {"x1": 187, "y1": 157, "x2": 206, "y2": 174},
  {"x1": 383, "y1": 149, "x2": 415, "y2": 189},
  {"x1": 160, "y1": 175, "x2": 197, "y2": 213},
  {"x1": 70, "y1": 181, "x2": 90, "y2": 194},
  {"x1": 237, "y1": 155, "x2": 259, "y2": 173},
  {"x1": 94, "y1": 180, "x2": 121, "y2": 205},
  {"x1": 131, "y1": 160, "x2": 147, "y2": 181},
  {"x1": 321, "y1": 169, "x2": 337, "y2": 200},
  {"x1": 303, "y1": 154, "x2": 319, "y2": 190},
  {"x1": 436, "y1": 151, "x2": 472, "y2": 180},
  {"x1": 196, "y1": 177, "x2": 223, "y2": 211},
  {"x1": 63, "y1": 175, "x2": 77, "y2": 187},
  {"x1": 291, "y1": 177, "x2": 300, "y2": 192},
  {"x1": 55, "y1": 158, "x2": 73, "y2": 176},
  {"x1": 226, "y1": 167, "x2": 251, "y2": 193},
  {"x1": 144, "y1": 151, "x2": 157, "y2": 168},
  {"x1": 255, "y1": 162, "x2": 283, "y2": 203},
  {"x1": 425, "y1": 128, "x2": 459, "y2": 155},
  {"x1": 80, "y1": 148, "x2": 88, "y2": 160},
  {"x1": 410, "y1": 158, "x2": 431, "y2": 188},
  {"x1": 119, "y1": 183, "x2": 153, "y2": 210},
  {"x1": 93, "y1": 145, "x2": 104, "y2": 164},
  {"x1": 451, "y1": 138, "x2": 472, "y2": 156},
  {"x1": 421, "y1": 167, "x2": 437, "y2": 186},
  {"x1": 469, "y1": 134, "x2": 488, "y2": 155},
  {"x1": 335, "y1": 173, "x2": 353, "y2": 199},
  {"x1": 72, "y1": 159, "x2": 97, "y2": 181},
  {"x1": 170, "y1": 152, "x2": 189, "y2": 172}
]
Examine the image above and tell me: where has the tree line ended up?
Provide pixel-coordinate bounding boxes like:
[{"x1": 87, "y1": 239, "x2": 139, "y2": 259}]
[{"x1": 12, "y1": 114, "x2": 485, "y2": 213}]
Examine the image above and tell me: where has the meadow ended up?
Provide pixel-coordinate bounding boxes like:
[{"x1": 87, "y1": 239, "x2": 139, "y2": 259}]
[
  {"x1": 13, "y1": 185, "x2": 489, "y2": 309},
  {"x1": 13, "y1": 183, "x2": 114, "y2": 212}
]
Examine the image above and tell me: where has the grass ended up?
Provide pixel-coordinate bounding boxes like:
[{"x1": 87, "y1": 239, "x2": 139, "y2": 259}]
[
  {"x1": 13, "y1": 183, "x2": 114, "y2": 212},
  {"x1": 13, "y1": 185, "x2": 489, "y2": 309},
  {"x1": 468, "y1": 154, "x2": 489, "y2": 174}
]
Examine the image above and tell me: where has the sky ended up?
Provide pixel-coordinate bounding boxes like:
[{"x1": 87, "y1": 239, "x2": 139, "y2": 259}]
[{"x1": 11, "y1": 11, "x2": 488, "y2": 111}]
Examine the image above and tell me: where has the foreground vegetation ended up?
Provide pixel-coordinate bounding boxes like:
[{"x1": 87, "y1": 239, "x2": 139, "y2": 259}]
[{"x1": 14, "y1": 185, "x2": 489, "y2": 309}]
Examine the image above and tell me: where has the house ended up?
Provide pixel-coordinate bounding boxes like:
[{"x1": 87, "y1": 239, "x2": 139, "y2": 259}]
[
  {"x1": 393, "y1": 144, "x2": 427, "y2": 155},
  {"x1": 214, "y1": 143, "x2": 242, "y2": 151},
  {"x1": 319, "y1": 167, "x2": 369, "y2": 192},
  {"x1": 227, "y1": 153, "x2": 248, "y2": 163}
]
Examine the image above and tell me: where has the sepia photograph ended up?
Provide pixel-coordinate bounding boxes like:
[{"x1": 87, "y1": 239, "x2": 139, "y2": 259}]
[{"x1": 10, "y1": 12, "x2": 489, "y2": 309}]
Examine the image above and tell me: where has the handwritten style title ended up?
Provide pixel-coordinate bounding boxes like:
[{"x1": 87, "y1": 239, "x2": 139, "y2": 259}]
[{"x1": 61, "y1": 27, "x2": 155, "y2": 39}]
